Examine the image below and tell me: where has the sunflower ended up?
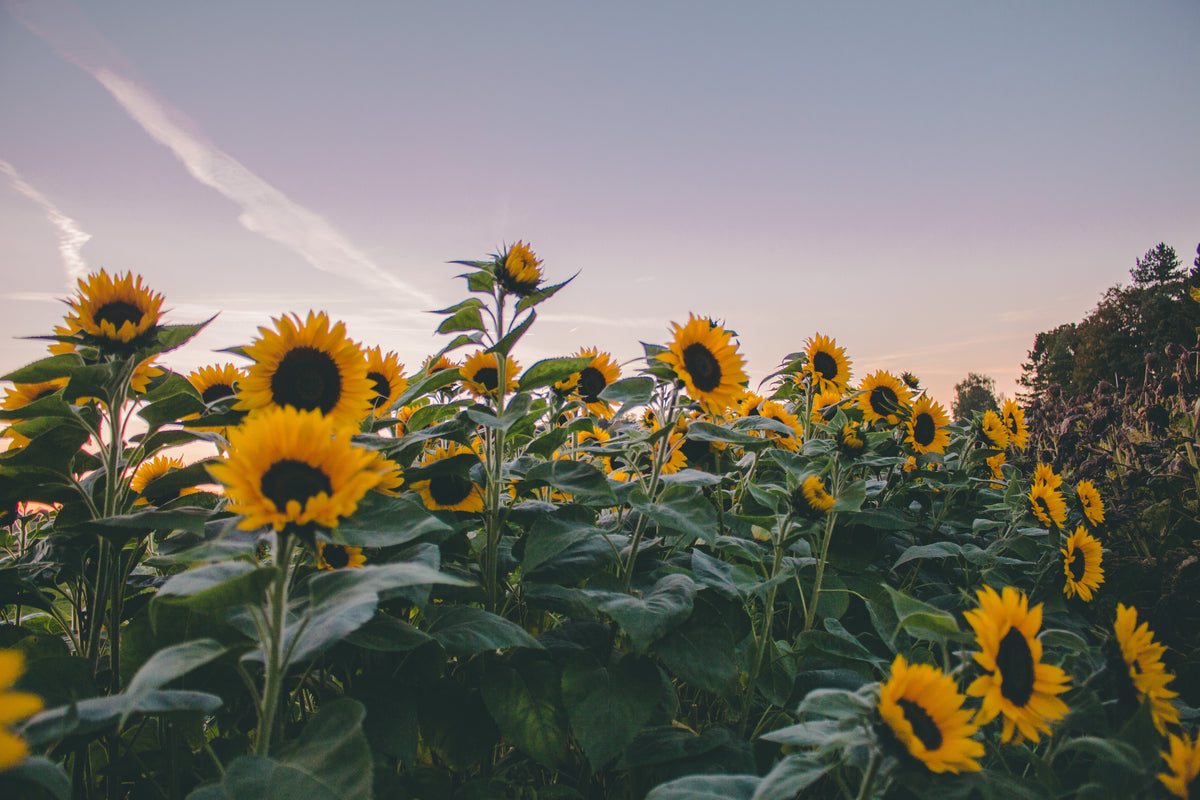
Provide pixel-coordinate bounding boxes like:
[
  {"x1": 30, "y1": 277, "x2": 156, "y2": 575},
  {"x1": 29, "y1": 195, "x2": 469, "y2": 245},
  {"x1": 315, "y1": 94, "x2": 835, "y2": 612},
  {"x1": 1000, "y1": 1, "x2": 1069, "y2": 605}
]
[
  {"x1": 1158, "y1": 731, "x2": 1200, "y2": 799},
  {"x1": 793, "y1": 475, "x2": 835, "y2": 516},
  {"x1": 736, "y1": 392, "x2": 765, "y2": 418},
  {"x1": 364, "y1": 346, "x2": 408, "y2": 414},
  {"x1": 130, "y1": 455, "x2": 198, "y2": 506},
  {"x1": 316, "y1": 541, "x2": 366, "y2": 570},
  {"x1": 208, "y1": 406, "x2": 383, "y2": 531},
  {"x1": 572, "y1": 348, "x2": 620, "y2": 417},
  {"x1": 66, "y1": 269, "x2": 163, "y2": 345},
  {"x1": 758, "y1": 400, "x2": 803, "y2": 452},
  {"x1": 1113, "y1": 604, "x2": 1180, "y2": 735},
  {"x1": 906, "y1": 396, "x2": 950, "y2": 455},
  {"x1": 658, "y1": 314, "x2": 747, "y2": 413},
  {"x1": 410, "y1": 443, "x2": 485, "y2": 512},
  {"x1": 977, "y1": 410, "x2": 1010, "y2": 450},
  {"x1": 856, "y1": 371, "x2": 912, "y2": 426},
  {"x1": 810, "y1": 387, "x2": 843, "y2": 424},
  {"x1": 836, "y1": 424, "x2": 867, "y2": 456},
  {"x1": 552, "y1": 371, "x2": 579, "y2": 400},
  {"x1": 1001, "y1": 398, "x2": 1028, "y2": 450},
  {"x1": 0, "y1": 649, "x2": 44, "y2": 772},
  {"x1": 1029, "y1": 483, "x2": 1067, "y2": 528},
  {"x1": 1076, "y1": 480, "x2": 1105, "y2": 527},
  {"x1": 877, "y1": 654, "x2": 984, "y2": 774},
  {"x1": 1061, "y1": 526, "x2": 1104, "y2": 601},
  {"x1": 460, "y1": 351, "x2": 519, "y2": 400},
  {"x1": 986, "y1": 452, "x2": 1007, "y2": 486},
  {"x1": 803, "y1": 333, "x2": 851, "y2": 394},
  {"x1": 496, "y1": 241, "x2": 544, "y2": 297},
  {"x1": 1031, "y1": 462, "x2": 1062, "y2": 491},
  {"x1": 236, "y1": 312, "x2": 373, "y2": 428},
  {"x1": 188, "y1": 363, "x2": 243, "y2": 406},
  {"x1": 964, "y1": 585, "x2": 1071, "y2": 744},
  {"x1": 2, "y1": 380, "x2": 68, "y2": 414}
]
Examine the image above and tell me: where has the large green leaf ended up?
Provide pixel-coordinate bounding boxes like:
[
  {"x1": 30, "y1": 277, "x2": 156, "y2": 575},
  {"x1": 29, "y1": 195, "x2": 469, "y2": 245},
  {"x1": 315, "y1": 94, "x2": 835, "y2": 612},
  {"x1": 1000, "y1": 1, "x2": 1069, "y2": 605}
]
[
  {"x1": 424, "y1": 605, "x2": 542, "y2": 656},
  {"x1": 418, "y1": 679, "x2": 500, "y2": 772},
  {"x1": 561, "y1": 652, "x2": 662, "y2": 771},
  {"x1": 752, "y1": 753, "x2": 833, "y2": 800},
  {"x1": 524, "y1": 458, "x2": 617, "y2": 505},
  {"x1": 597, "y1": 574, "x2": 697, "y2": 652},
  {"x1": 630, "y1": 483, "x2": 719, "y2": 545},
  {"x1": 517, "y1": 356, "x2": 591, "y2": 392},
  {"x1": 0, "y1": 756, "x2": 72, "y2": 800},
  {"x1": 882, "y1": 585, "x2": 967, "y2": 643},
  {"x1": 21, "y1": 689, "x2": 222, "y2": 747},
  {"x1": 654, "y1": 592, "x2": 748, "y2": 694},
  {"x1": 480, "y1": 657, "x2": 570, "y2": 769},
  {"x1": 644, "y1": 775, "x2": 760, "y2": 800},
  {"x1": 120, "y1": 638, "x2": 227, "y2": 724},
  {"x1": 334, "y1": 492, "x2": 452, "y2": 547},
  {"x1": 522, "y1": 516, "x2": 611, "y2": 574},
  {"x1": 187, "y1": 698, "x2": 372, "y2": 799}
]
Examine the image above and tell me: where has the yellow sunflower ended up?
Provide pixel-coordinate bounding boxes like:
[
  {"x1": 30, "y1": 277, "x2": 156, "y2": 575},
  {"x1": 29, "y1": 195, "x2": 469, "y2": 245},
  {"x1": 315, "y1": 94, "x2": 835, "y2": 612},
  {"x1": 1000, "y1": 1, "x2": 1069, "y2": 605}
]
[
  {"x1": 316, "y1": 541, "x2": 367, "y2": 570},
  {"x1": 66, "y1": 269, "x2": 163, "y2": 344},
  {"x1": 1000, "y1": 398, "x2": 1028, "y2": 450},
  {"x1": 977, "y1": 410, "x2": 1010, "y2": 450},
  {"x1": 1061, "y1": 526, "x2": 1104, "y2": 601},
  {"x1": 1113, "y1": 604, "x2": 1180, "y2": 735},
  {"x1": 0, "y1": 649, "x2": 44, "y2": 772},
  {"x1": 188, "y1": 363, "x2": 243, "y2": 406},
  {"x1": 236, "y1": 312, "x2": 373, "y2": 428},
  {"x1": 364, "y1": 346, "x2": 408, "y2": 414},
  {"x1": 803, "y1": 333, "x2": 851, "y2": 394},
  {"x1": 208, "y1": 406, "x2": 383, "y2": 532},
  {"x1": 877, "y1": 654, "x2": 984, "y2": 774},
  {"x1": 573, "y1": 348, "x2": 620, "y2": 417},
  {"x1": 1158, "y1": 731, "x2": 1200, "y2": 799},
  {"x1": 2, "y1": 380, "x2": 67, "y2": 413},
  {"x1": 810, "y1": 386, "x2": 843, "y2": 424},
  {"x1": 856, "y1": 371, "x2": 912, "y2": 426},
  {"x1": 1032, "y1": 462, "x2": 1062, "y2": 491},
  {"x1": 906, "y1": 396, "x2": 950, "y2": 455},
  {"x1": 793, "y1": 475, "x2": 835, "y2": 516},
  {"x1": 410, "y1": 443, "x2": 485, "y2": 512},
  {"x1": 836, "y1": 424, "x2": 867, "y2": 456},
  {"x1": 759, "y1": 400, "x2": 803, "y2": 453},
  {"x1": 986, "y1": 452, "x2": 1007, "y2": 486},
  {"x1": 496, "y1": 240, "x2": 544, "y2": 297},
  {"x1": 964, "y1": 585, "x2": 1071, "y2": 744},
  {"x1": 460, "y1": 351, "x2": 519, "y2": 400},
  {"x1": 130, "y1": 455, "x2": 199, "y2": 506},
  {"x1": 658, "y1": 314, "x2": 747, "y2": 413},
  {"x1": 1076, "y1": 480, "x2": 1105, "y2": 527},
  {"x1": 1029, "y1": 483, "x2": 1067, "y2": 528}
]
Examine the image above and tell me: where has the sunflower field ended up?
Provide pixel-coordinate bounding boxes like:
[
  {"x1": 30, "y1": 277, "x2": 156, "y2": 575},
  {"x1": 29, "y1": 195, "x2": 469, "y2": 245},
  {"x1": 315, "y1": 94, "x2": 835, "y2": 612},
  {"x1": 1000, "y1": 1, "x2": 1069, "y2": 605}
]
[{"x1": 0, "y1": 245, "x2": 1197, "y2": 800}]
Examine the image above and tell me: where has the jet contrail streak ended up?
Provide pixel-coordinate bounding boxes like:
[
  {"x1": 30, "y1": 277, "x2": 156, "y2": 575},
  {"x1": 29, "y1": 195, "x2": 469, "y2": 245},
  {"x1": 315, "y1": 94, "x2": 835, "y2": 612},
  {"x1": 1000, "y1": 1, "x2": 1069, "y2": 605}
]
[{"x1": 0, "y1": 159, "x2": 90, "y2": 287}]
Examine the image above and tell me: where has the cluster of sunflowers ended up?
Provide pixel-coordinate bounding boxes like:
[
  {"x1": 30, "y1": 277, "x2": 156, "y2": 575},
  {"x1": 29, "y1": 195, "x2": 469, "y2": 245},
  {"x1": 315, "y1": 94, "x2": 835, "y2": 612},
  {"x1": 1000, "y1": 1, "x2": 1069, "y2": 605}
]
[{"x1": 0, "y1": 244, "x2": 1197, "y2": 799}]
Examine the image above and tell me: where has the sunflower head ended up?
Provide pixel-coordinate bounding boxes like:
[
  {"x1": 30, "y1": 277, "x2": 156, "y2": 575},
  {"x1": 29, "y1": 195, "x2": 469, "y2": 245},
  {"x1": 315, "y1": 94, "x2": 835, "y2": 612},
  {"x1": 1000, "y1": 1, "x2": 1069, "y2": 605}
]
[
  {"x1": 856, "y1": 371, "x2": 912, "y2": 427},
  {"x1": 188, "y1": 364, "x2": 244, "y2": 407},
  {"x1": 0, "y1": 649, "x2": 44, "y2": 772},
  {"x1": 460, "y1": 350, "x2": 519, "y2": 400},
  {"x1": 1112, "y1": 603, "x2": 1180, "y2": 735},
  {"x1": 1158, "y1": 731, "x2": 1200, "y2": 799},
  {"x1": 1076, "y1": 480, "x2": 1105, "y2": 527},
  {"x1": 803, "y1": 333, "x2": 851, "y2": 394},
  {"x1": 364, "y1": 346, "x2": 408, "y2": 415},
  {"x1": 906, "y1": 396, "x2": 950, "y2": 455},
  {"x1": 409, "y1": 443, "x2": 485, "y2": 512},
  {"x1": 758, "y1": 400, "x2": 803, "y2": 452},
  {"x1": 130, "y1": 455, "x2": 198, "y2": 507},
  {"x1": 66, "y1": 269, "x2": 164, "y2": 347},
  {"x1": 1032, "y1": 462, "x2": 1062, "y2": 490},
  {"x1": 1000, "y1": 398, "x2": 1029, "y2": 450},
  {"x1": 876, "y1": 654, "x2": 984, "y2": 774},
  {"x1": 1061, "y1": 525, "x2": 1104, "y2": 602},
  {"x1": 1028, "y1": 483, "x2": 1067, "y2": 528},
  {"x1": 495, "y1": 241, "x2": 544, "y2": 297},
  {"x1": 2, "y1": 380, "x2": 68, "y2": 416},
  {"x1": 316, "y1": 541, "x2": 366, "y2": 570},
  {"x1": 836, "y1": 423, "x2": 867, "y2": 456},
  {"x1": 985, "y1": 452, "x2": 1007, "y2": 486},
  {"x1": 208, "y1": 406, "x2": 384, "y2": 532},
  {"x1": 976, "y1": 410, "x2": 1010, "y2": 450},
  {"x1": 572, "y1": 348, "x2": 620, "y2": 417},
  {"x1": 810, "y1": 387, "x2": 844, "y2": 424},
  {"x1": 792, "y1": 475, "x2": 835, "y2": 517},
  {"x1": 236, "y1": 312, "x2": 374, "y2": 429},
  {"x1": 658, "y1": 314, "x2": 747, "y2": 413}
]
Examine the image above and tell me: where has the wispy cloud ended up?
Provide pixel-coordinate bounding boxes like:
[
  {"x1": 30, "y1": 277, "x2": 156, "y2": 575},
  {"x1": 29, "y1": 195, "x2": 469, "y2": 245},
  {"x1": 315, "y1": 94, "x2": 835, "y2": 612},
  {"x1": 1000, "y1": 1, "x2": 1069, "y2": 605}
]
[
  {"x1": 7, "y1": 0, "x2": 436, "y2": 308},
  {"x1": 0, "y1": 159, "x2": 89, "y2": 287}
]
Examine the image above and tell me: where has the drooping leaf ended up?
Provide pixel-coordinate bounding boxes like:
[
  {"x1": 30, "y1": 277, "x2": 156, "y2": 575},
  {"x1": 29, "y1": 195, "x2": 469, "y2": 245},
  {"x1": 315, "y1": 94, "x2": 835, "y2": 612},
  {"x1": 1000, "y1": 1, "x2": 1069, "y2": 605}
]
[
  {"x1": 596, "y1": 573, "x2": 697, "y2": 653},
  {"x1": 480, "y1": 657, "x2": 570, "y2": 769},
  {"x1": 424, "y1": 605, "x2": 542, "y2": 656},
  {"x1": 561, "y1": 652, "x2": 662, "y2": 771}
]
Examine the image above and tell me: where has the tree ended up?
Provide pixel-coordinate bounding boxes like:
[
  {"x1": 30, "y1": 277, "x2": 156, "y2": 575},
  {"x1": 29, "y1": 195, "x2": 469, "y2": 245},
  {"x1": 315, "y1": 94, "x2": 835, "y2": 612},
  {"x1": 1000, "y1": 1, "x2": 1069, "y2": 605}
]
[
  {"x1": 952, "y1": 373, "x2": 999, "y2": 421},
  {"x1": 1018, "y1": 323, "x2": 1079, "y2": 398},
  {"x1": 1131, "y1": 242, "x2": 1182, "y2": 286}
]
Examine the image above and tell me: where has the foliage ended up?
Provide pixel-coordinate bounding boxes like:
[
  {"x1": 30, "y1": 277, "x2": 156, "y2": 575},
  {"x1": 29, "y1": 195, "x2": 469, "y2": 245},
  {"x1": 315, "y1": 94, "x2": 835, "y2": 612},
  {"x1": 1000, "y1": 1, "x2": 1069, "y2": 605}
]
[{"x1": 950, "y1": 373, "x2": 998, "y2": 421}]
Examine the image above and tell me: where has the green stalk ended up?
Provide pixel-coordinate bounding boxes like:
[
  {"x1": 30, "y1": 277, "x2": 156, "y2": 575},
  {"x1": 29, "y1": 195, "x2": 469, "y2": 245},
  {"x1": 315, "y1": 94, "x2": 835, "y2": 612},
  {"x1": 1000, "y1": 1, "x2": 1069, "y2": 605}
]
[
  {"x1": 854, "y1": 749, "x2": 881, "y2": 800},
  {"x1": 742, "y1": 512, "x2": 791, "y2": 733},
  {"x1": 619, "y1": 387, "x2": 680, "y2": 591},
  {"x1": 804, "y1": 463, "x2": 841, "y2": 632},
  {"x1": 483, "y1": 288, "x2": 509, "y2": 612},
  {"x1": 255, "y1": 533, "x2": 296, "y2": 756}
]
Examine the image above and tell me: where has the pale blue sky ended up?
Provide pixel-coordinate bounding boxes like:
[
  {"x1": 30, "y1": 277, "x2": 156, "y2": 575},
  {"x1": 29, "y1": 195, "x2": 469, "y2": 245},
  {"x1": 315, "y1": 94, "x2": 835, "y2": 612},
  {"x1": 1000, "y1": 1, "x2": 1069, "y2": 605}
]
[{"x1": 2, "y1": 0, "x2": 1198, "y2": 405}]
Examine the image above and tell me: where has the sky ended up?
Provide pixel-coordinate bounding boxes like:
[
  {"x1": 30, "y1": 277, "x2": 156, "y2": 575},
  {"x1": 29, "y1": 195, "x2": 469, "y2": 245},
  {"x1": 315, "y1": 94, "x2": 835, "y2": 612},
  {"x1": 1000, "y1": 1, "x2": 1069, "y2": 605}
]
[{"x1": 2, "y1": 0, "x2": 1198, "y2": 408}]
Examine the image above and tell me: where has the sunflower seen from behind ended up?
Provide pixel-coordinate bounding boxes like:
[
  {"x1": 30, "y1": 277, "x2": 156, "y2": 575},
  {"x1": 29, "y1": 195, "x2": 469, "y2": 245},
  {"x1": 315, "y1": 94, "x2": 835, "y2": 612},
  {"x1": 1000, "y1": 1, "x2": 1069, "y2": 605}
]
[
  {"x1": 208, "y1": 406, "x2": 384, "y2": 532},
  {"x1": 964, "y1": 585, "x2": 1071, "y2": 744},
  {"x1": 905, "y1": 396, "x2": 950, "y2": 455},
  {"x1": 1158, "y1": 731, "x2": 1200, "y2": 799},
  {"x1": 658, "y1": 314, "x2": 747, "y2": 413},
  {"x1": 793, "y1": 475, "x2": 835, "y2": 517},
  {"x1": 802, "y1": 333, "x2": 851, "y2": 394},
  {"x1": 1061, "y1": 525, "x2": 1104, "y2": 601},
  {"x1": 495, "y1": 240, "x2": 544, "y2": 298},
  {"x1": 236, "y1": 312, "x2": 373, "y2": 429},
  {"x1": 1113, "y1": 603, "x2": 1180, "y2": 735},
  {"x1": 876, "y1": 654, "x2": 983, "y2": 774},
  {"x1": 66, "y1": 269, "x2": 164, "y2": 346},
  {"x1": 0, "y1": 649, "x2": 44, "y2": 772},
  {"x1": 856, "y1": 371, "x2": 912, "y2": 426}
]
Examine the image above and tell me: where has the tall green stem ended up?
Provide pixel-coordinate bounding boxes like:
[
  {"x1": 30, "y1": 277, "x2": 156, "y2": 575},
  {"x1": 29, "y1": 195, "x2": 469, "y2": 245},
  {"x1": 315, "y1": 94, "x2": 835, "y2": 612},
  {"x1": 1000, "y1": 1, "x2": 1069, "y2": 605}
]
[
  {"x1": 255, "y1": 534, "x2": 295, "y2": 756},
  {"x1": 804, "y1": 463, "x2": 841, "y2": 631}
]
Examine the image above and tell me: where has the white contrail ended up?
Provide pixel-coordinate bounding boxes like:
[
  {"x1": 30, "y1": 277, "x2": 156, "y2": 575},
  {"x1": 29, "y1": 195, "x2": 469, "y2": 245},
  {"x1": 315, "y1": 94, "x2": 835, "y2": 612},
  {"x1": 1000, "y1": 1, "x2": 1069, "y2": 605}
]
[
  {"x1": 7, "y1": 0, "x2": 436, "y2": 308},
  {"x1": 0, "y1": 159, "x2": 89, "y2": 287}
]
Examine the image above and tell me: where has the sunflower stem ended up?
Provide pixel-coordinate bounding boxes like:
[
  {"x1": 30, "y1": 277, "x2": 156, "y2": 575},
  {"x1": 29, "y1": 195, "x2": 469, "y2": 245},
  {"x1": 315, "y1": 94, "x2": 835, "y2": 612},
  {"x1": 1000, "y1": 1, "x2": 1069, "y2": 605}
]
[
  {"x1": 854, "y1": 749, "x2": 881, "y2": 800},
  {"x1": 620, "y1": 385, "x2": 679, "y2": 591},
  {"x1": 804, "y1": 462, "x2": 841, "y2": 632},
  {"x1": 742, "y1": 512, "x2": 791, "y2": 734},
  {"x1": 255, "y1": 532, "x2": 295, "y2": 756}
]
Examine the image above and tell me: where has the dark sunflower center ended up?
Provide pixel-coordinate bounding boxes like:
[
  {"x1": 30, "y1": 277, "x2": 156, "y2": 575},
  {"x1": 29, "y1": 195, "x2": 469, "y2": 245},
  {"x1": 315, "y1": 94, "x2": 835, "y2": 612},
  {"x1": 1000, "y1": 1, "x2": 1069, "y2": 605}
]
[
  {"x1": 1068, "y1": 551, "x2": 1086, "y2": 582},
  {"x1": 95, "y1": 300, "x2": 143, "y2": 331},
  {"x1": 913, "y1": 413, "x2": 936, "y2": 446},
  {"x1": 429, "y1": 474, "x2": 473, "y2": 506},
  {"x1": 367, "y1": 371, "x2": 391, "y2": 407},
  {"x1": 201, "y1": 383, "x2": 235, "y2": 404},
  {"x1": 260, "y1": 459, "x2": 333, "y2": 511},
  {"x1": 1035, "y1": 497, "x2": 1052, "y2": 520},
  {"x1": 869, "y1": 386, "x2": 899, "y2": 417},
  {"x1": 682, "y1": 343, "x2": 722, "y2": 392},
  {"x1": 897, "y1": 698, "x2": 943, "y2": 751},
  {"x1": 270, "y1": 347, "x2": 343, "y2": 414},
  {"x1": 33, "y1": 388, "x2": 58, "y2": 401},
  {"x1": 473, "y1": 367, "x2": 499, "y2": 392},
  {"x1": 323, "y1": 544, "x2": 351, "y2": 569},
  {"x1": 577, "y1": 367, "x2": 608, "y2": 402},
  {"x1": 813, "y1": 351, "x2": 838, "y2": 381},
  {"x1": 996, "y1": 627, "x2": 1036, "y2": 707}
]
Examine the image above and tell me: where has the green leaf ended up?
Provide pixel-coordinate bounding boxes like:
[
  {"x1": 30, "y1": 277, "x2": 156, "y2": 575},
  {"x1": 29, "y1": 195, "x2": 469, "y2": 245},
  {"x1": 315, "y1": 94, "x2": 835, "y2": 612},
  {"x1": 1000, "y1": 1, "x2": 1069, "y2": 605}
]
[
  {"x1": 121, "y1": 638, "x2": 226, "y2": 724},
  {"x1": 188, "y1": 698, "x2": 372, "y2": 800},
  {"x1": 406, "y1": 401, "x2": 467, "y2": 432},
  {"x1": 653, "y1": 593, "x2": 747, "y2": 694},
  {"x1": 631, "y1": 483, "x2": 719, "y2": 545},
  {"x1": 153, "y1": 562, "x2": 279, "y2": 633},
  {"x1": 21, "y1": 689, "x2": 223, "y2": 747},
  {"x1": 417, "y1": 680, "x2": 500, "y2": 772},
  {"x1": 138, "y1": 391, "x2": 206, "y2": 429},
  {"x1": 597, "y1": 573, "x2": 696, "y2": 652},
  {"x1": 146, "y1": 318, "x2": 216, "y2": 357},
  {"x1": 892, "y1": 541, "x2": 965, "y2": 571},
  {"x1": 524, "y1": 458, "x2": 617, "y2": 505},
  {"x1": 492, "y1": 310, "x2": 536, "y2": 356},
  {"x1": 85, "y1": 507, "x2": 215, "y2": 547},
  {"x1": 599, "y1": 376, "x2": 655, "y2": 406},
  {"x1": 481, "y1": 658, "x2": 570, "y2": 769},
  {"x1": 424, "y1": 605, "x2": 542, "y2": 656},
  {"x1": 515, "y1": 273, "x2": 577, "y2": 312},
  {"x1": 644, "y1": 775, "x2": 760, "y2": 800},
  {"x1": 686, "y1": 421, "x2": 761, "y2": 446},
  {"x1": 522, "y1": 516, "x2": 611, "y2": 574},
  {"x1": 517, "y1": 356, "x2": 591, "y2": 392},
  {"x1": 0, "y1": 756, "x2": 72, "y2": 800},
  {"x1": 434, "y1": 299, "x2": 486, "y2": 334},
  {"x1": 883, "y1": 585, "x2": 966, "y2": 643},
  {"x1": 752, "y1": 753, "x2": 833, "y2": 800},
  {"x1": 1, "y1": 353, "x2": 83, "y2": 383},
  {"x1": 562, "y1": 653, "x2": 662, "y2": 771},
  {"x1": 334, "y1": 492, "x2": 452, "y2": 547}
]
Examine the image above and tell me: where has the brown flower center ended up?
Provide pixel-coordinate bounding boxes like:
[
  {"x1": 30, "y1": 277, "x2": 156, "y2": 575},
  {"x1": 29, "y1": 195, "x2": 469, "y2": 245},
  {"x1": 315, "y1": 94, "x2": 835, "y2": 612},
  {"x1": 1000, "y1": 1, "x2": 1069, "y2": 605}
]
[
  {"x1": 367, "y1": 371, "x2": 391, "y2": 407},
  {"x1": 813, "y1": 350, "x2": 839, "y2": 381},
  {"x1": 682, "y1": 343, "x2": 722, "y2": 392},
  {"x1": 1068, "y1": 550, "x2": 1087, "y2": 582},
  {"x1": 996, "y1": 627, "x2": 1036, "y2": 707},
  {"x1": 270, "y1": 347, "x2": 343, "y2": 414},
  {"x1": 201, "y1": 383, "x2": 235, "y2": 404},
  {"x1": 95, "y1": 301, "x2": 143, "y2": 332},
  {"x1": 429, "y1": 474, "x2": 473, "y2": 506},
  {"x1": 869, "y1": 385, "x2": 899, "y2": 417},
  {"x1": 913, "y1": 413, "x2": 936, "y2": 447},
  {"x1": 577, "y1": 366, "x2": 608, "y2": 402},
  {"x1": 473, "y1": 367, "x2": 499, "y2": 393},
  {"x1": 322, "y1": 544, "x2": 351, "y2": 569},
  {"x1": 897, "y1": 698, "x2": 943, "y2": 751},
  {"x1": 260, "y1": 459, "x2": 333, "y2": 511}
]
